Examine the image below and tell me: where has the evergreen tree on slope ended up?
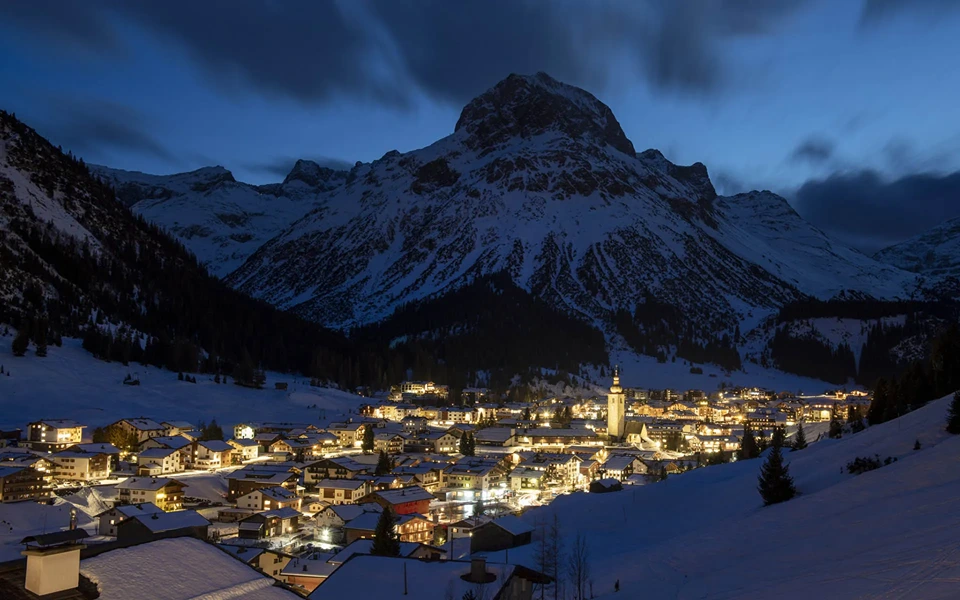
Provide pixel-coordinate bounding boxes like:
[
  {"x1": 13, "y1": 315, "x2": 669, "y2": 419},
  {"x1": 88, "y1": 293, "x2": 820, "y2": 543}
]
[
  {"x1": 792, "y1": 422, "x2": 808, "y2": 451},
  {"x1": 757, "y1": 444, "x2": 797, "y2": 506},
  {"x1": 947, "y1": 391, "x2": 960, "y2": 435}
]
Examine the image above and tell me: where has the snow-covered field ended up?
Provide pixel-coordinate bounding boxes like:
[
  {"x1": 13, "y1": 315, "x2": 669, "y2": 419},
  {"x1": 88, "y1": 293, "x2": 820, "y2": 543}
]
[
  {"x1": 609, "y1": 345, "x2": 844, "y2": 394},
  {"x1": 0, "y1": 335, "x2": 370, "y2": 431},
  {"x1": 496, "y1": 393, "x2": 960, "y2": 599}
]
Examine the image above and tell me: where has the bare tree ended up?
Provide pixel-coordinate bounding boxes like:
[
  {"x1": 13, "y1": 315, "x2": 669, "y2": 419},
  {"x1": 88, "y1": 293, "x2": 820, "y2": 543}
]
[
  {"x1": 567, "y1": 532, "x2": 591, "y2": 600},
  {"x1": 549, "y1": 514, "x2": 564, "y2": 600},
  {"x1": 533, "y1": 518, "x2": 551, "y2": 600}
]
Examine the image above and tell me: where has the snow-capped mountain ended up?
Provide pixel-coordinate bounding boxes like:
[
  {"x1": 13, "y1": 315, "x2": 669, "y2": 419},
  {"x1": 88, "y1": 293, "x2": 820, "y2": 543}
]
[
  {"x1": 874, "y1": 216, "x2": 960, "y2": 279},
  {"x1": 224, "y1": 73, "x2": 918, "y2": 331},
  {"x1": 91, "y1": 160, "x2": 346, "y2": 276}
]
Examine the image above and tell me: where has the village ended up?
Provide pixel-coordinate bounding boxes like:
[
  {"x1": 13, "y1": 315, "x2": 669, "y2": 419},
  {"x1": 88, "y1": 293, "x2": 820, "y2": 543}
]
[{"x1": 0, "y1": 371, "x2": 872, "y2": 598}]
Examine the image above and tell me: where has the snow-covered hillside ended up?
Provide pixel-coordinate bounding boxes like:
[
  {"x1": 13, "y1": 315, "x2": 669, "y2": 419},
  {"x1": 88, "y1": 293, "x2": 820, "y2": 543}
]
[
  {"x1": 223, "y1": 73, "x2": 918, "y2": 332},
  {"x1": 875, "y1": 215, "x2": 960, "y2": 279},
  {"x1": 0, "y1": 335, "x2": 368, "y2": 431},
  {"x1": 92, "y1": 160, "x2": 346, "y2": 276},
  {"x1": 501, "y1": 393, "x2": 960, "y2": 598}
]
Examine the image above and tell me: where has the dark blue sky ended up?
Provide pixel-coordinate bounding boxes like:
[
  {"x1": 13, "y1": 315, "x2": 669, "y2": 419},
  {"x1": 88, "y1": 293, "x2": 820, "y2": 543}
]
[{"x1": 2, "y1": 0, "x2": 960, "y2": 252}]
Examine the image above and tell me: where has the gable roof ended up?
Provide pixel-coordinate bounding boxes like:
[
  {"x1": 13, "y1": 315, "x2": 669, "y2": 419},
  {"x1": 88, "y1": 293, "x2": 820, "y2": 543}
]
[
  {"x1": 142, "y1": 435, "x2": 192, "y2": 450},
  {"x1": 308, "y1": 555, "x2": 520, "y2": 600},
  {"x1": 483, "y1": 515, "x2": 534, "y2": 536},
  {"x1": 116, "y1": 477, "x2": 184, "y2": 491},
  {"x1": 31, "y1": 419, "x2": 84, "y2": 428},
  {"x1": 197, "y1": 439, "x2": 233, "y2": 452},
  {"x1": 138, "y1": 447, "x2": 181, "y2": 459},
  {"x1": 123, "y1": 510, "x2": 209, "y2": 533},
  {"x1": 69, "y1": 443, "x2": 121, "y2": 454},
  {"x1": 81, "y1": 537, "x2": 299, "y2": 599},
  {"x1": 121, "y1": 418, "x2": 165, "y2": 431},
  {"x1": 368, "y1": 486, "x2": 434, "y2": 505},
  {"x1": 315, "y1": 479, "x2": 368, "y2": 491},
  {"x1": 96, "y1": 502, "x2": 164, "y2": 519}
]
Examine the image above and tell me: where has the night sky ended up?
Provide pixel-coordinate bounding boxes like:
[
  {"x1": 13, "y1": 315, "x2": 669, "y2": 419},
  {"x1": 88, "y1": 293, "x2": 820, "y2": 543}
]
[{"x1": 2, "y1": 0, "x2": 960, "y2": 253}]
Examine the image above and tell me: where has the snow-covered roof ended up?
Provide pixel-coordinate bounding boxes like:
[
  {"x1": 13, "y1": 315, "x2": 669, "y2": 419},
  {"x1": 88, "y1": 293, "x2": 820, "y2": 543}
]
[
  {"x1": 259, "y1": 486, "x2": 297, "y2": 501},
  {"x1": 484, "y1": 515, "x2": 534, "y2": 536},
  {"x1": 218, "y1": 544, "x2": 266, "y2": 563},
  {"x1": 370, "y1": 485, "x2": 434, "y2": 505},
  {"x1": 197, "y1": 439, "x2": 233, "y2": 452},
  {"x1": 315, "y1": 478, "x2": 367, "y2": 490},
  {"x1": 144, "y1": 435, "x2": 192, "y2": 450},
  {"x1": 602, "y1": 455, "x2": 639, "y2": 471},
  {"x1": 260, "y1": 507, "x2": 301, "y2": 520},
  {"x1": 70, "y1": 443, "x2": 121, "y2": 454},
  {"x1": 116, "y1": 477, "x2": 183, "y2": 491},
  {"x1": 320, "y1": 503, "x2": 381, "y2": 522},
  {"x1": 328, "y1": 539, "x2": 426, "y2": 565},
  {"x1": 308, "y1": 556, "x2": 516, "y2": 600},
  {"x1": 32, "y1": 419, "x2": 84, "y2": 428},
  {"x1": 280, "y1": 556, "x2": 338, "y2": 578},
  {"x1": 125, "y1": 510, "x2": 209, "y2": 533},
  {"x1": 121, "y1": 418, "x2": 165, "y2": 431},
  {"x1": 228, "y1": 438, "x2": 260, "y2": 447},
  {"x1": 80, "y1": 537, "x2": 299, "y2": 599},
  {"x1": 138, "y1": 447, "x2": 180, "y2": 459},
  {"x1": 100, "y1": 502, "x2": 163, "y2": 519}
]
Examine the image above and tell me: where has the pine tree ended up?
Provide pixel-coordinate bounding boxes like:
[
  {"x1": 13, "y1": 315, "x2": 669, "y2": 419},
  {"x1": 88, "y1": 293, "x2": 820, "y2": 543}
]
[
  {"x1": 947, "y1": 391, "x2": 960, "y2": 435},
  {"x1": 771, "y1": 425, "x2": 786, "y2": 449},
  {"x1": 738, "y1": 425, "x2": 759, "y2": 460},
  {"x1": 370, "y1": 509, "x2": 400, "y2": 556},
  {"x1": 757, "y1": 444, "x2": 797, "y2": 506},
  {"x1": 459, "y1": 432, "x2": 475, "y2": 456},
  {"x1": 914, "y1": 439, "x2": 921, "y2": 450},
  {"x1": 362, "y1": 424, "x2": 375, "y2": 453},
  {"x1": 792, "y1": 422, "x2": 808, "y2": 451},
  {"x1": 214, "y1": 373, "x2": 220, "y2": 384},
  {"x1": 375, "y1": 450, "x2": 392, "y2": 475},
  {"x1": 178, "y1": 372, "x2": 184, "y2": 381},
  {"x1": 828, "y1": 414, "x2": 843, "y2": 439},
  {"x1": 34, "y1": 316, "x2": 48, "y2": 358},
  {"x1": 867, "y1": 378, "x2": 888, "y2": 425},
  {"x1": 11, "y1": 331, "x2": 29, "y2": 357}
]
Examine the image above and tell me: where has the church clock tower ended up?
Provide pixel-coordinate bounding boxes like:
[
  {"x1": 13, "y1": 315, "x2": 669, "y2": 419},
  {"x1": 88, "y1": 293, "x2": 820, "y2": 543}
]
[{"x1": 607, "y1": 366, "x2": 625, "y2": 440}]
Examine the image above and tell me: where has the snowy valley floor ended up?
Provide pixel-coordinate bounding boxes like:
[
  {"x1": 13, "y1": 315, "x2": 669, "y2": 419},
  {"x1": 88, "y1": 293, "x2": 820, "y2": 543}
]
[{"x1": 497, "y1": 394, "x2": 960, "y2": 599}]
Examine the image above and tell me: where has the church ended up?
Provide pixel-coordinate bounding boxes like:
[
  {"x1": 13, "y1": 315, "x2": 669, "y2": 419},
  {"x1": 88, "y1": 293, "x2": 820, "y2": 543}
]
[{"x1": 606, "y1": 367, "x2": 651, "y2": 445}]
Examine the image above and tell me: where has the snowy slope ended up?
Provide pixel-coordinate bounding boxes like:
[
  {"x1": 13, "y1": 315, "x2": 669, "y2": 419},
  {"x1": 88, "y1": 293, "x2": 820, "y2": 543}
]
[
  {"x1": 499, "y1": 393, "x2": 960, "y2": 599},
  {"x1": 0, "y1": 334, "x2": 369, "y2": 431},
  {"x1": 875, "y1": 215, "x2": 960, "y2": 279},
  {"x1": 92, "y1": 160, "x2": 346, "y2": 277},
  {"x1": 713, "y1": 191, "x2": 915, "y2": 299},
  {"x1": 225, "y1": 73, "x2": 918, "y2": 333}
]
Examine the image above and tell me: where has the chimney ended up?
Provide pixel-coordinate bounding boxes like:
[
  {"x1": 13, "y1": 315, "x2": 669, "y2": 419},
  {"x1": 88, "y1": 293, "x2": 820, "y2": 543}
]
[
  {"x1": 463, "y1": 557, "x2": 495, "y2": 584},
  {"x1": 22, "y1": 534, "x2": 86, "y2": 596},
  {"x1": 68, "y1": 508, "x2": 77, "y2": 531}
]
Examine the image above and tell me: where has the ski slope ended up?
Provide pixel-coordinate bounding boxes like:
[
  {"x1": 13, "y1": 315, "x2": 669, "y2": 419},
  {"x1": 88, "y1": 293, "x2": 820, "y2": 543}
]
[
  {"x1": 497, "y1": 393, "x2": 960, "y2": 599},
  {"x1": 0, "y1": 335, "x2": 369, "y2": 431}
]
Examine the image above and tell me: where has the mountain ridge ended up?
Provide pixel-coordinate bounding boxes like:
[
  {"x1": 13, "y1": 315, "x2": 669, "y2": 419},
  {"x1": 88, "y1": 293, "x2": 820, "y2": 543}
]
[{"x1": 221, "y1": 73, "x2": 918, "y2": 337}]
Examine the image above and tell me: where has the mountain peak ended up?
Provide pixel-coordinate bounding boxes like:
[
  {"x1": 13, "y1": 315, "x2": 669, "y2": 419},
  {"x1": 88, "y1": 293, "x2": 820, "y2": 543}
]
[
  {"x1": 454, "y1": 72, "x2": 636, "y2": 156},
  {"x1": 282, "y1": 159, "x2": 347, "y2": 188}
]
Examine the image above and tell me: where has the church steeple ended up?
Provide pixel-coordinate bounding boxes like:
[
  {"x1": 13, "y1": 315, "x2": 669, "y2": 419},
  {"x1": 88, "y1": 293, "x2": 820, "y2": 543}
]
[{"x1": 607, "y1": 366, "x2": 625, "y2": 440}]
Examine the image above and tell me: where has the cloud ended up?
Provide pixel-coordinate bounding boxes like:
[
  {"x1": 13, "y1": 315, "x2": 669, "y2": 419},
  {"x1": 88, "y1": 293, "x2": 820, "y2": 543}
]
[
  {"x1": 792, "y1": 169, "x2": 960, "y2": 254},
  {"x1": 0, "y1": 0, "x2": 807, "y2": 107},
  {"x1": 861, "y1": 0, "x2": 960, "y2": 25},
  {"x1": 790, "y1": 136, "x2": 835, "y2": 164},
  {"x1": 241, "y1": 156, "x2": 354, "y2": 180},
  {"x1": 40, "y1": 98, "x2": 176, "y2": 164}
]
